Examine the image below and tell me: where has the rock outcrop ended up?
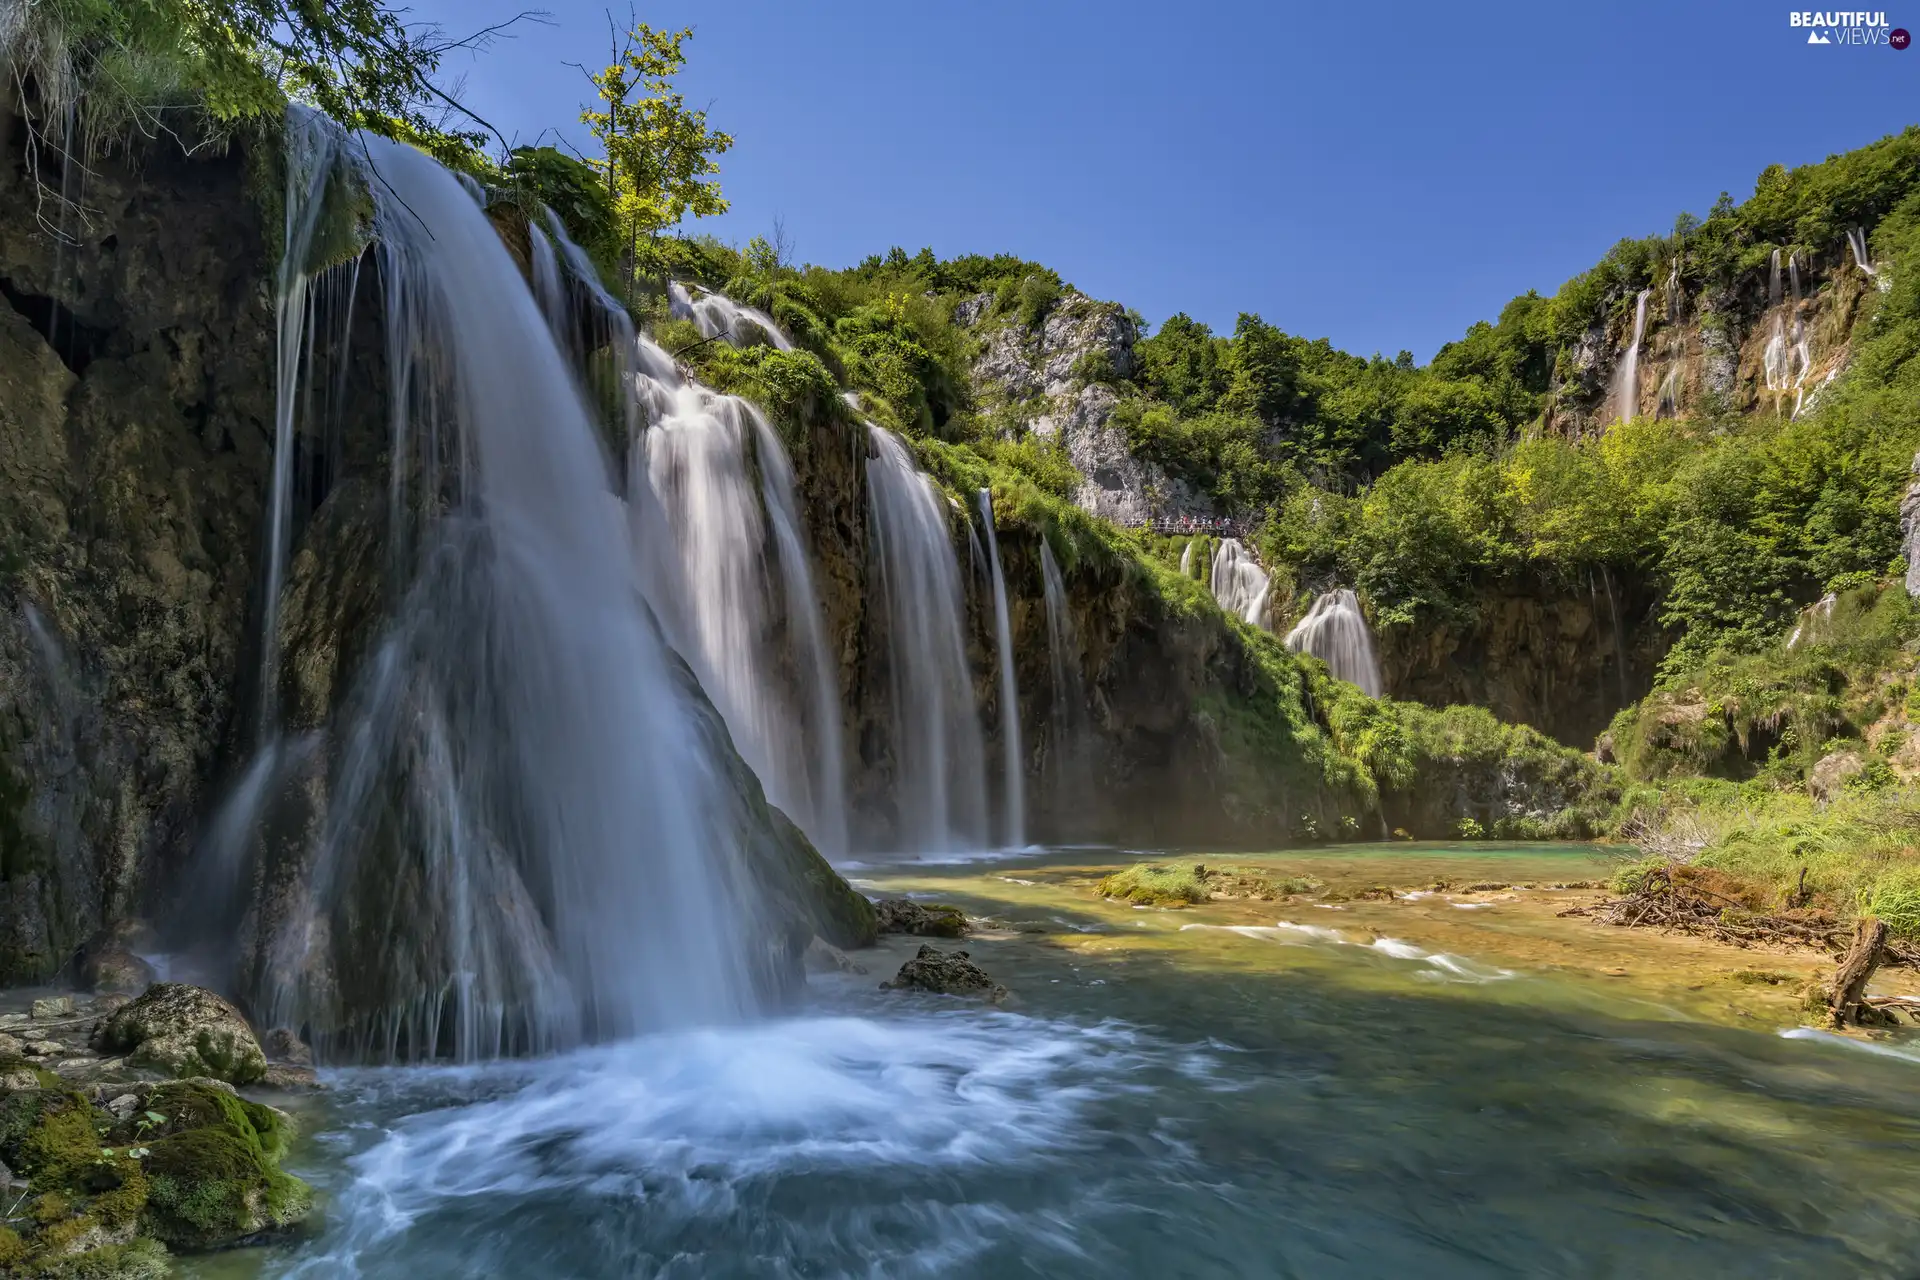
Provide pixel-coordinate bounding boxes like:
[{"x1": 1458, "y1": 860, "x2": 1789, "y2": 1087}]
[
  {"x1": 93, "y1": 984, "x2": 267, "y2": 1086},
  {"x1": 962, "y1": 291, "x2": 1209, "y2": 524},
  {"x1": 872, "y1": 899, "x2": 968, "y2": 938},
  {"x1": 0, "y1": 121, "x2": 278, "y2": 982},
  {"x1": 880, "y1": 944, "x2": 1006, "y2": 1000}
]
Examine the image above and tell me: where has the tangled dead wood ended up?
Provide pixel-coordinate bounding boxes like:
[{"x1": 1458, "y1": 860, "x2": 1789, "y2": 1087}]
[{"x1": 1559, "y1": 864, "x2": 1920, "y2": 967}]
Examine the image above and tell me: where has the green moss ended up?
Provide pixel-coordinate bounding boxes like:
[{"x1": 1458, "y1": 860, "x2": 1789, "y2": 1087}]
[
  {"x1": 142, "y1": 1126, "x2": 309, "y2": 1250},
  {"x1": 38, "y1": 1237, "x2": 170, "y2": 1280},
  {"x1": 1099, "y1": 864, "x2": 1210, "y2": 906}
]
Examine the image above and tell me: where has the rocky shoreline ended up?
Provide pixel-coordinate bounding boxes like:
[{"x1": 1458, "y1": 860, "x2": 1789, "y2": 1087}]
[{"x1": 0, "y1": 982, "x2": 315, "y2": 1276}]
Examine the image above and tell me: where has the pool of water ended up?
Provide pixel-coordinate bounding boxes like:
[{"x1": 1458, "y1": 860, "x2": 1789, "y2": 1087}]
[{"x1": 201, "y1": 844, "x2": 1920, "y2": 1278}]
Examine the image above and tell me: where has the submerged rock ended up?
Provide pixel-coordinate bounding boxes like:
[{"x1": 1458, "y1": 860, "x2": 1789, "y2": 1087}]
[
  {"x1": 873, "y1": 899, "x2": 969, "y2": 938},
  {"x1": 881, "y1": 945, "x2": 1007, "y2": 1001},
  {"x1": 92, "y1": 985, "x2": 266, "y2": 1086}
]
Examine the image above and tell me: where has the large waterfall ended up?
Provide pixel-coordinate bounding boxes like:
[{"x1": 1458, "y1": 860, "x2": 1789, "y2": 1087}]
[
  {"x1": 977, "y1": 490, "x2": 1025, "y2": 849},
  {"x1": 630, "y1": 337, "x2": 850, "y2": 857},
  {"x1": 865, "y1": 427, "x2": 989, "y2": 850},
  {"x1": 238, "y1": 115, "x2": 766, "y2": 1058},
  {"x1": 1609, "y1": 289, "x2": 1649, "y2": 424},
  {"x1": 1210, "y1": 538, "x2": 1271, "y2": 628},
  {"x1": 1284, "y1": 589, "x2": 1384, "y2": 697}
]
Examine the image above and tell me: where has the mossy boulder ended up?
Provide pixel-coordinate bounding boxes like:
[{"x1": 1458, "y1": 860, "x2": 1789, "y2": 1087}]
[
  {"x1": 0, "y1": 1079, "x2": 312, "y2": 1271},
  {"x1": 872, "y1": 899, "x2": 968, "y2": 937},
  {"x1": 91, "y1": 986, "x2": 266, "y2": 1086}
]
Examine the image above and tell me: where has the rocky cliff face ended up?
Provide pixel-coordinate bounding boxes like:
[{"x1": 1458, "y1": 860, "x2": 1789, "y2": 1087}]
[
  {"x1": 1550, "y1": 252, "x2": 1877, "y2": 433},
  {"x1": 1373, "y1": 570, "x2": 1666, "y2": 749},
  {"x1": 963, "y1": 292, "x2": 1209, "y2": 524},
  {"x1": 0, "y1": 121, "x2": 278, "y2": 980}
]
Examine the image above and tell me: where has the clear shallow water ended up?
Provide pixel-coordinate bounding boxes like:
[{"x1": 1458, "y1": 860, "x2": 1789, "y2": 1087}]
[{"x1": 217, "y1": 845, "x2": 1920, "y2": 1279}]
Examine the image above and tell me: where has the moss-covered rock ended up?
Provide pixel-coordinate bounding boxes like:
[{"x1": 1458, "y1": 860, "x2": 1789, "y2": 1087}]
[
  {"x1": 91, "y1": 986, "x2": 266, "y2": 1086},
  {"x1": 0, "y1": 1077, "x2": 312, "y2": 1272}
]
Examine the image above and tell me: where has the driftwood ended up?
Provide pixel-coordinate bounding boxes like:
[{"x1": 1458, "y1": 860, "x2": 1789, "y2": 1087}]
[
  {"x1": 1828, "y1": 917, "x2": 1889, "y2": 1028},
  {"x1": 1567, "y1": 865, "x2": 1920, "y2": 967}
]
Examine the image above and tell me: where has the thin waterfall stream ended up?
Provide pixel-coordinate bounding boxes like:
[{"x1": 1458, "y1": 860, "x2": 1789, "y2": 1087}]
[{"x1": 977, "y1": 489, "x2": 1025, "y2": 849}]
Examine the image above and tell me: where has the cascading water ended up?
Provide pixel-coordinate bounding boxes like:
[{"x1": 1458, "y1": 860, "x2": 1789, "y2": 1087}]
[
  {"x1": 1609, "y1": 289, "x2": 1650, "y2": 424},
  {"x1": 236, "y1": 113, "x2": 767, "y2": 1059},
  {"x1": 865, "y1": 427, "x2": 989, "y2": 851},
  {"x1": 1788, "y1": 252, "x2": 1812, "y2": 416},
  {"x1": 976, "y1": 490, "x2": 1024, "y2": 849},
  {"x1": 1209, "y1": 538, "x2": 1271, "y2": 628},
  {"x1": 1849, "y1": 226, "x2": 1890, "y2": 292},
  {"x1": 1761, "y1": 247, "x2": 1813, "y2": 413},
  {"x1": 1178, "y1": 540, "x2": 1194, "y2": 577},
  {"x1": 635, "y1": 331, "x2": 850, "y2": 856},
  {"x1": 1039, "y1": 541, "x2": 1092, "y2": 833},
  {"x1": 669, "y1": 280, "x2": 793, "y2": 350},
  {"x1": 1284, "y1": 589, "x2": 1384, "y2": 697}
]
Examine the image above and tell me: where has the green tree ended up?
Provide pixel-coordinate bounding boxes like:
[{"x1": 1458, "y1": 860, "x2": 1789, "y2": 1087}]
[{"x1": 577, "y1": 19, "x2": 734, "y2": 292}]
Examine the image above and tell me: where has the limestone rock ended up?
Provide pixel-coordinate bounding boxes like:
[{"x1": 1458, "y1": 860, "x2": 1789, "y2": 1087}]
[
  {"x1": 873, "y1": 899, "x2": 968, "y2": 938},
  {"x1": 1810, "y1": 749, "x2": 1867, "y2": 801},
  {"x1": 92, "y1": 984, "x2": 266, "y2": 1085},
  {"x1": 881, "y1": 944, "x2": 1006, "y2": 1000},
  {"x1": 30, "y1": 996, "x2": 74, "y2": 1020}
]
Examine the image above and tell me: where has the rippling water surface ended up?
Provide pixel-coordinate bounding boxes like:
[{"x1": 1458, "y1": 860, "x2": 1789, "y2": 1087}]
[{"x1": 201, "y1": 845, "x2": 1920, "y2": 1278}]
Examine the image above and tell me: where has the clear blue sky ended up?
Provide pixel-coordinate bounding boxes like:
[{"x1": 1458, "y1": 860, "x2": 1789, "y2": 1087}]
[{"x1": 413, "y1": 0, "x2": 1918, "y2": 361}]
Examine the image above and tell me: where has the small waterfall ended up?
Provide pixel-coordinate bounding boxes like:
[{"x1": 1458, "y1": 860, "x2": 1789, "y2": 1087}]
[
  {"x1": 669, "y1": 280, "x2": 792, "y2": 351},
  {"x1": 1209, "y1": 538, "x2": 1271, "y2": 628},
  {"x1": 1178, "y1": 539, "x2": 1194, "y2": 577},
  {"x1": 241, "y1": 114, "x2": 766, "y2": 1059},
  {"x1": 975, "y1": 490, "x2": 1024, "y2": 849},
  {"x1": 1039, "y1": 541, "x2": 1092, "y2": 835},
  {"x1": 865, "y1": 427, "x2": 989, "y2": 851},
  {"x1": 1666, "y1": 254, "x2": 1683, "y2": 323},
  {"x1": 1284, "y1": 589, "x2": 1384, "y2": 697},
  {"x1": 1848, "y1": 227, "x2": 1891, "y2": 292},
  {"x1": 637, "y1": 335, "x2": 849, "y2": 857},
  {"x1": 1609, "y1": 289, "x2": 1650, "y2": 424}
]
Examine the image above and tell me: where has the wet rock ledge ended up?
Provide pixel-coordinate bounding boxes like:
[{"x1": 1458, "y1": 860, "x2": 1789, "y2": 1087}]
[{"x1": 0, "y1": 983, "x2": 316, "y2": 1276}]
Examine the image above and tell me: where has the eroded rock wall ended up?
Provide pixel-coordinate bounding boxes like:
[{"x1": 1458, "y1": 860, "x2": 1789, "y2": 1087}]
[{"x1": 0, "y1": 118, "x2": 278, "y2": 979}]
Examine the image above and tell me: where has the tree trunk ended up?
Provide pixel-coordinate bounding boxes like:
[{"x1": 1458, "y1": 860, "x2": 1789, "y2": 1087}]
[{"x1": 1829, "y1": 916, "x2": 1888, "y2": 1027}]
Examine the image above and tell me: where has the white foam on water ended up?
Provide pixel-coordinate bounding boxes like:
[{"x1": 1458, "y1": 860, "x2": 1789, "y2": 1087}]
[
  {"x1": 1183, "y1": 921, "x2": 1511, "y2": 983},
  {"x1": 1779, "y1": 1027, "x2": 1920, "y2": 1064},
  {"x1": 281, "y1": 1012, "x2": 1213, "y2": 1276}
]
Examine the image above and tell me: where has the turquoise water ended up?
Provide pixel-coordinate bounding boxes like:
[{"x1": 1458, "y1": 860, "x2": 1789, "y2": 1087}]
[{"x1": 201, "y1": 845, "x2": 1920, "y2": 1278}]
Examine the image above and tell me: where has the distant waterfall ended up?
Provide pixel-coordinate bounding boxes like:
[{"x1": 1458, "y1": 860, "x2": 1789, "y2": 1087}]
[
  {"x1": 976, "y1": 490, "x2": 1024, "y2": 849},
  {"x1": 669, "y1": 280, "x2": 792, "y2": 350},
  {"x1": 1284, "y1": 589, "x2": 1384, "y2": 697},
  {"x1": 865, "y1": 427, "x2": 989, "y2": 850},
  {"x1": 1039, "y1": 541, "x2": 1092, "y2": 833},
  {"x1": 1849, "y1": 227, "x2": 1891, "y2": 292},
  {"x1": 635, "y1": 334, "x2": 850, "y2": 858},
  {"x1": 1178, "y1": 539, "x2": 1194, "y2": 576},
  {"x1": 1210, "y1": 538, "x2": 1271, "y2": 628},
  {"x1": 1609, "y1": 289, "x2": 1650, "y2": 424},
  {"x1": 241, "y1": 111, "x2": 764, "y2": 1059}
]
